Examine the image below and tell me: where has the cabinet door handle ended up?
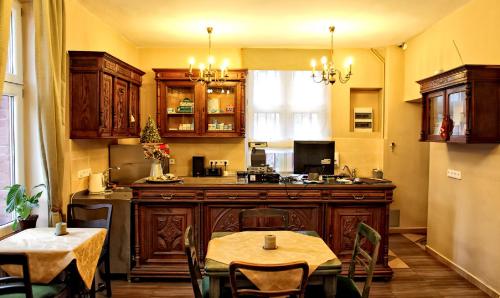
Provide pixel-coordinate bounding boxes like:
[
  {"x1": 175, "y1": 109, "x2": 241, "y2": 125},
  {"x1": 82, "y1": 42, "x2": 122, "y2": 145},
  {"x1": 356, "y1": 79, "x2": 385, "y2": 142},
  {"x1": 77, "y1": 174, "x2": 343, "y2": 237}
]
[
  {"x1": 161, "y1": 193, "x2": 175, "y2": 200},
  {"x1": 352, "y1": 194, "x2": 365, "y2": 200},
  {"x1": 228, "y1": 195, "x2": 238, "y2": 200}
]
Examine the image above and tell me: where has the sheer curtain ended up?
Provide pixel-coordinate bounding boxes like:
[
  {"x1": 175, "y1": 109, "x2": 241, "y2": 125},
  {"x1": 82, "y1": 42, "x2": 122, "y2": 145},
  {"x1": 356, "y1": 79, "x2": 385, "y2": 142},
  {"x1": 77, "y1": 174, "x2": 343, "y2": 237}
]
[
  {"x1": 247, "y1": 70, "x2": 331, "y2": 171},
  {"x1": 34, "y1": 0, "x2": 66, "y2": 225}
]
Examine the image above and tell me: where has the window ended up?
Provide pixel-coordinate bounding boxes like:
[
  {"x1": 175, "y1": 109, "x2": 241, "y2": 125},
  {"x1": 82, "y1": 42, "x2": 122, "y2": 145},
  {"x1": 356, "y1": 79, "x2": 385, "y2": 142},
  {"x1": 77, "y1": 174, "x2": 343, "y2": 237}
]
[
  {"x1": 1, "y1": 0, "x2": 23, "y2": 225},
  {"x1": 247, "y1": 70, "x2": 331, "y2": 172}
]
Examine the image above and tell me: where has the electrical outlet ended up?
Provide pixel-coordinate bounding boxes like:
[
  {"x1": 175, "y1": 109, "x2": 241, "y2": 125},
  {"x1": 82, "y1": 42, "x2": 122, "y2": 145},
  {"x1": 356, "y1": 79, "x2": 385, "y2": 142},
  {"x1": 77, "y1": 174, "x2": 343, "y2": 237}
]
[
  {"x1": 169, "y1": 158, "x2": 176, "y2": 165},
  {"x1": 77, "y1": 168, "x2": 91, "y2": 179},
  {"x1": 208, "y1": 160, "x2": 229, "y2": 167},
  {"x1": 447, "y1": 169, "x2": 462, "y2": 180}
]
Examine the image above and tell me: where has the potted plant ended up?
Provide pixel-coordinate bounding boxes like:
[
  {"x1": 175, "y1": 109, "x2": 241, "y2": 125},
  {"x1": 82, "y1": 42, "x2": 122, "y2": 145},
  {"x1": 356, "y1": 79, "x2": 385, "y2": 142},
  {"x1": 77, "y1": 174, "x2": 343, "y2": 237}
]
[{"x1": 4, "y1": 184, "x2": 45, "y2": 230}]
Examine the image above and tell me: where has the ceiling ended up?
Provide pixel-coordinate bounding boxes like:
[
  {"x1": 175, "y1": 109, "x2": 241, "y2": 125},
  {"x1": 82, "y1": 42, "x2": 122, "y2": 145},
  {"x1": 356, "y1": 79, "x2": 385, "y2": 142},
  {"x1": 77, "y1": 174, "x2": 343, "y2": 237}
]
[{"x1": 79, "y1": 0, "x2": 470, "y2": 48}]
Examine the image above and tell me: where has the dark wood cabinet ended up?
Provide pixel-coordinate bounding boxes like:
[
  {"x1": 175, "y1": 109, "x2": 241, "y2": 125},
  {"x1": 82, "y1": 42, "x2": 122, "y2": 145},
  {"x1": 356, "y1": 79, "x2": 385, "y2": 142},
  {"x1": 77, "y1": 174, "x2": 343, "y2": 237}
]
[
  {"x1": 418, "y1": 64, "x2": 500, "y2": 143},
  {"x1": 132, "y1": 203, "x2": 198, "y2": 277},
  {"x1": 69, "y1": 51, "x2": 145, "y2": 139},
  {"x1": 130, "y1": 183, "x2": 394, "y2": 279},
  {"x1": 154, "y1": 69, "x2": 247, "y2": 138}
]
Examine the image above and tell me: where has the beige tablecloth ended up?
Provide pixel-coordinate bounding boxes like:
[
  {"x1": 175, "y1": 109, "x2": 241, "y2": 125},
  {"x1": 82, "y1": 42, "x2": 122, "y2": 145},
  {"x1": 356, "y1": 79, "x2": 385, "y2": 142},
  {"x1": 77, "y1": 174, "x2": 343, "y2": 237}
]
[
  {"x1": 206, "y1": 231, "x2": 336, "y2": 292},
  {"x1": 0, "y1": 227, "x2": 106, "y2": 288}
]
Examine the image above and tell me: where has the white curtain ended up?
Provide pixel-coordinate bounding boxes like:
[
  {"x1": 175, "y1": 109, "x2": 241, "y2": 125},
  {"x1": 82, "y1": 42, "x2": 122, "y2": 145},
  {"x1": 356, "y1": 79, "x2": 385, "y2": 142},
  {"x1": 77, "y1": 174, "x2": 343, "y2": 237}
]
[
  {"x1": 247, "y1": 70, "x2": 331, "y2": 171},
  {"x1": 247, "y1": 70, "x2": 331, "y2": 145},
  {"x1": 34, "y1": 0, "x2": 66, "y2": 225},
  {"x1": 0, "y1": 0, "x2": 13, "y2": 94}
]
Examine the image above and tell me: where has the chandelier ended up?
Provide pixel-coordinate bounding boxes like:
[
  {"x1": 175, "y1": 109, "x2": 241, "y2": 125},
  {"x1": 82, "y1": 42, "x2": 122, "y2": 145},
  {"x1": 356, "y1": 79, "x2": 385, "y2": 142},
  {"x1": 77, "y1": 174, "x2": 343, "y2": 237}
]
[
  {"x1": 188, "y1": 27, "x2": 229, "y2": 84},
  {"x1": 311, "y1": 26, "x2": 352, "y2": 85}
]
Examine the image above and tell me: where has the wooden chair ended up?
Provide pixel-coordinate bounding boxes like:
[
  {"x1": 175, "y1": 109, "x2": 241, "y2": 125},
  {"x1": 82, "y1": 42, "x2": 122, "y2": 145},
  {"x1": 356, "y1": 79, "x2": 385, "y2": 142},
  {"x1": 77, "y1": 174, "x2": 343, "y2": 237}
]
[
  {"x1": 184, "y1": 225, "x2": 205, "y2": 298},
  {"x1": 336, "y1": 222, "x2": 381, "y2": 298},
  {"x1": 0, "y1": 252, "x2": 68, "y2": 298},
  {"x1": 238, "y1": 208, "x2": 289, "y2": 231},
  {"x1": 229, "y1": 261, "x2": 309, "y2": 298},
  {"x1": 67, "y1": 203, "x2": 113, "y2": 297}
]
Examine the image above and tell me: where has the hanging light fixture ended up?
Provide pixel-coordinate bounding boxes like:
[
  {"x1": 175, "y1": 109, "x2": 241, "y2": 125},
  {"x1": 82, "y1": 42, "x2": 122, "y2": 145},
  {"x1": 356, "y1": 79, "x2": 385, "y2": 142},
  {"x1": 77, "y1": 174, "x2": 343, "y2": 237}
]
[
  {"x1": 311, "y1": 26, "x2": 352, "y2": 85},
  {"x1": 188, "y1": 27, "x2": 229, "y2": 84}
]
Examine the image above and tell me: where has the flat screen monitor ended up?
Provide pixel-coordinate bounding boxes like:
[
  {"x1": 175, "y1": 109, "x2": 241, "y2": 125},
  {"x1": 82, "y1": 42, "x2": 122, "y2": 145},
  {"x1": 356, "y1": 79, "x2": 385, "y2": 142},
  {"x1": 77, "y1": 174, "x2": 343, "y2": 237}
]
[{"x1": 293, "y1": 141, "x2": 335, "y2": 175}]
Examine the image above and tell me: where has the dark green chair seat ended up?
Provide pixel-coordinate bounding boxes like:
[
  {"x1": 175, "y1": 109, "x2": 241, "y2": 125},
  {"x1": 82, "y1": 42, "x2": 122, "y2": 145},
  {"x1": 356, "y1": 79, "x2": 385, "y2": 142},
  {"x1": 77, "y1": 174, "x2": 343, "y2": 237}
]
[
  {"x1": 0, "y1": 253, "x2": 68, "y2": 298},
  {"x1": 0, "y1": 283, "x2": 67, "y2": 298},
  {"x1": 336, "y1": 223, "x2": 381, "y2": 298},
  {"x1": 336, "y1": 276, "x2": 361, "y2": 298}
]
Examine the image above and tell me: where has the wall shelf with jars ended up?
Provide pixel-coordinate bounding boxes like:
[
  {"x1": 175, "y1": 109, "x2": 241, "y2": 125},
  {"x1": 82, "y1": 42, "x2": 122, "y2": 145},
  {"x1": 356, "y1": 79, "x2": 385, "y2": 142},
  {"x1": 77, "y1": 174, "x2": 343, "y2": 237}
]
[
  {"x1": 418, "y1": 65, "x2": 500, "y2": 143},
  {"x1": 154, "y1": 69, "x2": 247, "y2": 138}
]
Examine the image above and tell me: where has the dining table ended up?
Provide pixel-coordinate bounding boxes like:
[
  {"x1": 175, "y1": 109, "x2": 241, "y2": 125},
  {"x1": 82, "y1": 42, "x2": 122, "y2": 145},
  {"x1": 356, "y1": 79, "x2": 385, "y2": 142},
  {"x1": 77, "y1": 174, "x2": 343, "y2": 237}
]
[
  {"x1": 204, "y1": 230, "x2": 342, "y2": 298},
  {"x1": 0, "y1": 227, "x2": 107, "y2": 290}
]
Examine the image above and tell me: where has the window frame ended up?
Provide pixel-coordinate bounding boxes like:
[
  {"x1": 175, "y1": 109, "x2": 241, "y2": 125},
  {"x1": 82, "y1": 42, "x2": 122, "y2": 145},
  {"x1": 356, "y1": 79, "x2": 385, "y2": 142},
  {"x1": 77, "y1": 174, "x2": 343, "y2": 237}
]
[
  {"x1": 0, "y1": 0, "x2": 24, "y2": 229},
  {"x1": 4, "y1": 0, "x2": 23, "y2": 85}
]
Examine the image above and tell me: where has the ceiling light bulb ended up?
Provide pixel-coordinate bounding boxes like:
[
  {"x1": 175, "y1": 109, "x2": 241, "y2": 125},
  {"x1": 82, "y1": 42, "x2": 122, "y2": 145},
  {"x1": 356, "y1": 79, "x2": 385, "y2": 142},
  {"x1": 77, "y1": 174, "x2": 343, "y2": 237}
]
[
  {"x1": 311, "y1": 59, "x2": 317, "y2": 68},
  {"x1": 188, "y1": 57, "x2": 195, "y2": 65},
  {"x1": 208, "y1": 56, "x2": 215, "y2": 65},
  {"x1": 344, "y1": 57, "x2": 353, "y2": 68},
  {"x1": 199, "y1": 63, "x2": 205, "y2": 71},
  {"x1": 320, "y1": 56, "x2": 327, "y2": 65}
]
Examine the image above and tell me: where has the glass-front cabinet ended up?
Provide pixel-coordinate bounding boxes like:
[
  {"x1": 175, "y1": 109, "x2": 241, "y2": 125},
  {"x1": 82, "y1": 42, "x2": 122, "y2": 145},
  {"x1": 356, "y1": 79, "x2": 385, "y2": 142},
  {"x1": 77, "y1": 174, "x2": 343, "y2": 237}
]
[
  {"x1": 418, "y1": 65, "x2": 500, "y2": 143},
  {"x1": 204, "y1": 83, "x2": 239, "y2": 135},
  {"x1": 154, "y1": 69, "x2": 246, "y2": 138}
]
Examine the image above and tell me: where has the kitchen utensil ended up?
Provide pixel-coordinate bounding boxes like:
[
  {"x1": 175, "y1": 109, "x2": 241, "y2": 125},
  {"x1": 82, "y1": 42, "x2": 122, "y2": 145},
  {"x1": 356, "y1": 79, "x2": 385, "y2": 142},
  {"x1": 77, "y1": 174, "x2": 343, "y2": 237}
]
[{"x1": 89, "y1": 173, "x2": 106, "y2": 193}]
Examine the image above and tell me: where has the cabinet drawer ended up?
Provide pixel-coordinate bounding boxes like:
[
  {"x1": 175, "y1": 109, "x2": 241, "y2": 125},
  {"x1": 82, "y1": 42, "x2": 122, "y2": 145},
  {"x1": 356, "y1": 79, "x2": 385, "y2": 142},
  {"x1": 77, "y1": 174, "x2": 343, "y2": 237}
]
[
  {"x1": 267, "y1": 190, "x2": 323, "y2": 200},
  {"x1": 137, "y1": 189, "x2": 202, "y2": 200},
  {"x1": 205, "y1": 190, "x2": 266, "y2": 200},
  {"x1": 330, "y1": 191, "x2": 386, "y2": 201}
]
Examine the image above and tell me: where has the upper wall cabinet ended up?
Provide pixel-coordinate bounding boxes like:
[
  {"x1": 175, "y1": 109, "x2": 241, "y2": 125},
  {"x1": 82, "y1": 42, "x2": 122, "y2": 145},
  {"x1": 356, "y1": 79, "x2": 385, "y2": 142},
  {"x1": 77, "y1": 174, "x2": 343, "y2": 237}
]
[
  {"x1": 154, "y1": 69, "x2": 247, "y2": 138},
  {"x1": 418, "y1": 65, "x2": 500, "y2": 143},
  {"x1": 69, "y1": 51, "x2": 145, "y2": 139}
]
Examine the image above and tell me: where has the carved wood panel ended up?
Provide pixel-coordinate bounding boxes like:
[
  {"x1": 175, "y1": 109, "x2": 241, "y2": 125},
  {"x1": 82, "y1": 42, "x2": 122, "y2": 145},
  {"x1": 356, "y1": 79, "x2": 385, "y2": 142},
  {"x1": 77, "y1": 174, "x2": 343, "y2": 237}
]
[
  {"x1": 113, "y1": 78, "x2": 129, "y2": 136},
  {"x1": 71, "y1": 72, "x2": 99, "y2": 133},
  {"x1": 330, "y1": 206, "x2": 382, "y2": 261},
  {"x1": 100, "y1": 73, "x2": 113, "y2": 135},
  {"x1": 129, "y1": 83, "x2": 140, "y2": 136},
  {"x1": 139, "y1": 205, "x2": 195, "y2": 266}
]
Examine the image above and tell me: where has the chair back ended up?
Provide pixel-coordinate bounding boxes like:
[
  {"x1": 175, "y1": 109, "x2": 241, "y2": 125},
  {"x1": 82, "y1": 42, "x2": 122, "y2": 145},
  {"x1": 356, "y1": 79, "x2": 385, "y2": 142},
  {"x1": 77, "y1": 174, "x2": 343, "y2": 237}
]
[
  {"x1": 0, "y1": 252, "x2": 33, "y2": 298},
  {"x1": 67, "y1": 203, "x2": 113, "y2": 253},
  {"x1": 239, "y1": 208, "x2": 289, "y2": 231},
  {"x1": 184, "y1": 226, "x2": 203, "y2": 298},
  {"x1": 229, "y1": 261, "x2": 309, "y2": 298},
  {"x1": 348, "y1": 222, "x2": 381, "y2": 298}
]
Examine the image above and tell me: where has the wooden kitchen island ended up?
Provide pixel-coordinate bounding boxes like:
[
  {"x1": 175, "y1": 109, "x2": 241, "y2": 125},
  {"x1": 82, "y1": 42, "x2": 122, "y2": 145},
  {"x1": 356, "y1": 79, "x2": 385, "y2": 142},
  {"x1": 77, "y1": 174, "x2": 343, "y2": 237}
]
[{"x1": 130, "y1": 178, "x2": 395, "y2": 279}]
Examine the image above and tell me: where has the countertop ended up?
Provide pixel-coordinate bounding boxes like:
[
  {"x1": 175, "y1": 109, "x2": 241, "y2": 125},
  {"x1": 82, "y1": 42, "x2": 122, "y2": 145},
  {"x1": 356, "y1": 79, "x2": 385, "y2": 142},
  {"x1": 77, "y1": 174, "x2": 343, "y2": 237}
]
[{"x1": 131, "y1": 176, "x2": 395, "y2": 189}]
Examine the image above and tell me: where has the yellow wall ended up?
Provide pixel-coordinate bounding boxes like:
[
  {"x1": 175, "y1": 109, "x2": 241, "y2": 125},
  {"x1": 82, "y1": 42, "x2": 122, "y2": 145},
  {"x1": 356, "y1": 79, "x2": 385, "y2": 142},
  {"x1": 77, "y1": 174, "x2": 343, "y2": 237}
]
[
  {"x1": 65, "y1": 0, "x2": 140, "y2": 202},
  {"x1": 404, "y1": 0, "x2": 500, "y2": 294},
  {"x1": 384, "y1": 46, "x2": 429, "y2": 228}
]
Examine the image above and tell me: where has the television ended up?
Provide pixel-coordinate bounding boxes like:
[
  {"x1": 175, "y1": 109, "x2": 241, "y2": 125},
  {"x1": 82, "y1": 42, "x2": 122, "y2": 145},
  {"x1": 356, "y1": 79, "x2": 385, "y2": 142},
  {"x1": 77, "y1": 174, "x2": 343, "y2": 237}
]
[{"x1": 293, "y1": 141, "x2": 335, "y2": 175}]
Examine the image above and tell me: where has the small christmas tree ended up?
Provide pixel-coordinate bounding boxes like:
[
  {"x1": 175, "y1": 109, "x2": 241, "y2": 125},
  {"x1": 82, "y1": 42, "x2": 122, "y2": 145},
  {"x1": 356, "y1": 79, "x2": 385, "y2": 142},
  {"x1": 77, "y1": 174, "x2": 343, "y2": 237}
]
[{"x1": 140, "y1": 116, "x2": 162, "y2": 143}]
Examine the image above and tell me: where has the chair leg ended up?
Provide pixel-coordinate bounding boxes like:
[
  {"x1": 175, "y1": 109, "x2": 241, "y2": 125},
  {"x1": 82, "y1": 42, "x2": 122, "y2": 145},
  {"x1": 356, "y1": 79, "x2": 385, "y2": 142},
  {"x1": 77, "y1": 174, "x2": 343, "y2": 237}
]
[
  {"x1": 105, "y1": 253, "x2": 112, "y2": 297},
  {"x1": 90, "y1": 275, "x2": 96, "y2": 298}
]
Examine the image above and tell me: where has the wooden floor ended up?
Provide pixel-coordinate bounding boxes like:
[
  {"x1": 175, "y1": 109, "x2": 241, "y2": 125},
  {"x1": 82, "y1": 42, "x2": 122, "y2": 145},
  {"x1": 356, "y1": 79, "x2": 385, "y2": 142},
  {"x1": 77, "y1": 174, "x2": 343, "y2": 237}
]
[{"x1": 102, "y1": 234, "x2": 488, "y2": 298}]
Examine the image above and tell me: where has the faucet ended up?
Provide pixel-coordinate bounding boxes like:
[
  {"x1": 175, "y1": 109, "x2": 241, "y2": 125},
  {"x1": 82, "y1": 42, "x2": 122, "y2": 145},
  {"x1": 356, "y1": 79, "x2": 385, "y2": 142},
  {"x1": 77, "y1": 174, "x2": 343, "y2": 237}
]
[{"x1": 342, "y1": 165, "x2": 357, "y2": 179}]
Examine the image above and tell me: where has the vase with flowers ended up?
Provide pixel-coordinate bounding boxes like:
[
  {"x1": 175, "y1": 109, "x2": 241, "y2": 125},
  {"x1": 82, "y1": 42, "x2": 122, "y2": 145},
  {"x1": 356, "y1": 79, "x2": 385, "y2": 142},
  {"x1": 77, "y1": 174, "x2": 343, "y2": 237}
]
[{"x1": 140, "y1": 116, "x2": 170, "y2": 178}]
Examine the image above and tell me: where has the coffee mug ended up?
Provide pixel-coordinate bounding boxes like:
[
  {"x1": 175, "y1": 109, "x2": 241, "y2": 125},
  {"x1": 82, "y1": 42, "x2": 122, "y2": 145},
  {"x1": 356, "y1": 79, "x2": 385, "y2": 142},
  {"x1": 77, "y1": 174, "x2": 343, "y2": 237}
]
[{"x1": 55, "y1": 222, "x2": 67, "y2": 236}]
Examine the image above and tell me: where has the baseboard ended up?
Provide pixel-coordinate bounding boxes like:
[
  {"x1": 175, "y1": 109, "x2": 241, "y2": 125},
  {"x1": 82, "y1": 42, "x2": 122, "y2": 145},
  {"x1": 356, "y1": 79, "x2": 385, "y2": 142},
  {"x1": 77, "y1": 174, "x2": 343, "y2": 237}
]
[
  {"x1": 426, "y1": 245, "x2": 500, "y2": 298},
  {"x1": 389, "y1": 227, "x2": 427, "y2": 234}
]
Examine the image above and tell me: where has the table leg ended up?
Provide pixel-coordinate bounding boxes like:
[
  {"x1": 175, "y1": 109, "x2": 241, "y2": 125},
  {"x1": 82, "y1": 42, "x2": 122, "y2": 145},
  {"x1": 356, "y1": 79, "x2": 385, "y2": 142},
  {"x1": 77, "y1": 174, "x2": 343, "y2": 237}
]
[
  {"x1": 209, "y1": 276, "x2": 220, "y2": 298},
  {"x1": 323, "y1": 275, "x2": 337, "y2": 298}
]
